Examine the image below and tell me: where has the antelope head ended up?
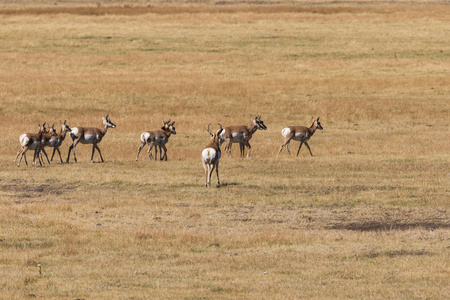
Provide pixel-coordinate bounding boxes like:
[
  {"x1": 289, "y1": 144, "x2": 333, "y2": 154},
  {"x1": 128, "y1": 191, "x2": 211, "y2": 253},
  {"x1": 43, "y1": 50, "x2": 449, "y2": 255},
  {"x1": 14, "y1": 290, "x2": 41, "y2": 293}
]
[
  {"x1": 168, "y1": 121, "x2": 176, "y2": 135},
  {"x1": 162, "y1": 119, "x2": 176, "y2": 135},
  {"x1": 256, "y1": 115, "x2": 267, "y2": 130},
  {"x1": 207, "y1": 123, "x2": 222, "y2": 145},
  {"x1": 61, "y1": 120, "x2": 72, "y2": 133},
  {"x1": 217, "y1": 123, "x2": 224, "y2": 145},
  {"x1": 103, "y1": 115, "x2": 116, "y2": 128},
  {"x1": 312, "y1": 117, "x2": 323, "y2": 130},
  {"x1": 49, "y1": 123, "x2": 58, "y2": 137},
  {"x1": 42, "y1": 122, "x2": 49, "y2": 134}
]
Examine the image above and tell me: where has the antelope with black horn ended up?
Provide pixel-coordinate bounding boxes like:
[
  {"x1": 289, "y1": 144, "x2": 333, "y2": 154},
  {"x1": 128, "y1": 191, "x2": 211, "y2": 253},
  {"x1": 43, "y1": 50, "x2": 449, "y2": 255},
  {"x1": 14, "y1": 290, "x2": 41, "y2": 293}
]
[
  {"x1": 38, "y1": 123, "x2": 59, "y2": 165},
  {"x1": 15, "y1": 122, "x2": 46, "y2": 167},
  {"x1": 67, "y1": 115, "x2": 116, "y2": 163},
  {"x1": 41, "y1": 120, "x2": 71, "y2": 164},
  {"x1": 136, "y1": 119, "x2": 176, "y2": 161},
  {"x1": 202, "y1": 123, "x2": 224, "y2": 187},
  {"x1": 218, "y1": 115, "x2": 267, "y2": 158},
  {"x1": 278, "y1": 117, "x2": 323, "y2": 157}
]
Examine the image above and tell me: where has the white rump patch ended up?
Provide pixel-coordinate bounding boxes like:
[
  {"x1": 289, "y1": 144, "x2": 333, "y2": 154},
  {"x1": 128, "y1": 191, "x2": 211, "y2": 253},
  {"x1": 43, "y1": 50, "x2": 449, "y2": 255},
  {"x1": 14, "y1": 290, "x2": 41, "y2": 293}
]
[
  {"x1": 141, "y1": 132, "x2": 150, "y2": 143},
  {"x1": 71, "y1": 127, "x2": 79, "y2": 136},
  {"x1": 19, "y1": 134, "x2": 29, "y2": 147},
  {"x1": 202, "y1": 148, "x2": 217, "y2": 164},
  {"x1": 281, "y1": 128, "x2": 291, "y2": 137}
]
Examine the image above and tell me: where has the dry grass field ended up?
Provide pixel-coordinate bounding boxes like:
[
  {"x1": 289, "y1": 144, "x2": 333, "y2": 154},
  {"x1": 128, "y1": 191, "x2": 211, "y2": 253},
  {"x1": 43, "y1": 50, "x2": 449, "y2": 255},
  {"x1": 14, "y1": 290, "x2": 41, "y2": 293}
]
[{"x1": 0, "y1": 0, "x2": 449, "y2": 299}]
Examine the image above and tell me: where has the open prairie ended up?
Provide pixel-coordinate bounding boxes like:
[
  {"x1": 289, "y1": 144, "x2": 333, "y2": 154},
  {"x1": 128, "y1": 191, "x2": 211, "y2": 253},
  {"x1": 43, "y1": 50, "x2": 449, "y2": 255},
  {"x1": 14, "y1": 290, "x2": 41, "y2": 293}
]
[{"x1": 0, "y1": 1, "x2": 449, "y2": 299}]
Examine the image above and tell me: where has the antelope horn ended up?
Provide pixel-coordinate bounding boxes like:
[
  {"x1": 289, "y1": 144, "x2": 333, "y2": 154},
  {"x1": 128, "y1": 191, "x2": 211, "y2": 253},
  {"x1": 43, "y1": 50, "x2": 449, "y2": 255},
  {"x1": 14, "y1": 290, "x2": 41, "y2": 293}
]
[
  {"x1": 217, "y1": 123, "x2": 223, "y2": 130},
  {"x1": 207, "y1": 123, "x2": 213, "y2": 137}
]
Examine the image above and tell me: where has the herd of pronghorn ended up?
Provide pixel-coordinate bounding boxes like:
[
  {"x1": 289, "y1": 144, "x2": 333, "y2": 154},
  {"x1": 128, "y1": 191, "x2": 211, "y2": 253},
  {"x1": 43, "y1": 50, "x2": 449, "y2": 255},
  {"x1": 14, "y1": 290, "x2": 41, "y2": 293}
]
[{"x1": 14, "y1": 115, "x2": 323, "y2": 187}]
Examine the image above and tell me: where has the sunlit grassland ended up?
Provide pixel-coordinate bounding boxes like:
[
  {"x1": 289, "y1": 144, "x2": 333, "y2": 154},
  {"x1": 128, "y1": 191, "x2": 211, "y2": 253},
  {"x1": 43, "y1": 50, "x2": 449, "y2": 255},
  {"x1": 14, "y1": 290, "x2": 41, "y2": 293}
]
[{"x1": 0, "y1": 1, "x2": 449, "y2": 299}]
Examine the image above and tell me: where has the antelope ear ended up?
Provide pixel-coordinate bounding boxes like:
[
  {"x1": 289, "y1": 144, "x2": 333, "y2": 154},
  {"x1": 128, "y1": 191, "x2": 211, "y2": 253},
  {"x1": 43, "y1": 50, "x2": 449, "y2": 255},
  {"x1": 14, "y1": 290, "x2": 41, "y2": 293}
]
[
  {"x1": 317, "y1": 117, "x2": 320, "y2": 121},
  {"x1": 106, "y1": 114, "x2": 109, "y2": 119},
  {"x1": 171, "y1": 121, "x2": 175, "y2": 125},
  {"x1": 162, "y1": 119, "x2": 165, "y2": 125}
]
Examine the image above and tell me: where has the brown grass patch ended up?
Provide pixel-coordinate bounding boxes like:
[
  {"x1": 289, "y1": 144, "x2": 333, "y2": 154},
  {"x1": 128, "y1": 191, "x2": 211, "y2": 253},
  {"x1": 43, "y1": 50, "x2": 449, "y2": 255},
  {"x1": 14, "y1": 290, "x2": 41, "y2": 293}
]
[{"x1": 0, "y1": 1, "x2": 449, "y2": 299}]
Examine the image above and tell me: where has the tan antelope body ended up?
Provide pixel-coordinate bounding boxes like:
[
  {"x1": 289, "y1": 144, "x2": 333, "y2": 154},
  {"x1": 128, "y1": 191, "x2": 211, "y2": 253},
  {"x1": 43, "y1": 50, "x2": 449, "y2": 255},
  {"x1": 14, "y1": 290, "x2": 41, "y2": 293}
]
[
  {"x1": 15, "y1": 123, "x2": 46, "y2": 167},
  {"x1": 67, "y1": 115, "x2": 116, "y2": 163},
  {"x1": 136, "y1": 120, "x2": 176, "y2": 161},
  {"x1": 42, "y1": 120, "x2": 71, "y2": 164},
  {"x1": 278, "y1": 117, "x2": 323, "y2": 157},
  {"x1": 202, "y1": 124, "x2": 224, "y2": 187},
  {"x1": 38, "y1": 123, "x2": 58, "y2": 164},
  {"x1": 219, "y1": 116, "x2": 267, "y2": 158}
]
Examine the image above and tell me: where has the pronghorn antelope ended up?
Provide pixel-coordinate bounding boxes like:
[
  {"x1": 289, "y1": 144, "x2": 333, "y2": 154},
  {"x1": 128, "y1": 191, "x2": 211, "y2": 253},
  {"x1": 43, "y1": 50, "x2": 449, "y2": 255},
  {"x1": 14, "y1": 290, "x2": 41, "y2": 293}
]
[
  {"x1": 41, "y1": 120, "x2": 71, "y2": 164},
  {"x1": 38, "y1": 123, "x2": 58, "y2": 164},
  {"x1": 219, "y1": 115, "x2": 267, "y2": 158},
  {"x1": 66, "y1": 115, "x2": 116, "y2": 163},
  {"x1": 135, "y1": 119, "x2": 176, "y2": 161},
  {"x1": 15, "y1": 122, "x2": 46, "y2": 167},
  {"x1": 202, "y1": 123, "x2": 224, "y2": 187},
  {"x1": 278, "y1": 117, "x2": 323, "y2": 157}
]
